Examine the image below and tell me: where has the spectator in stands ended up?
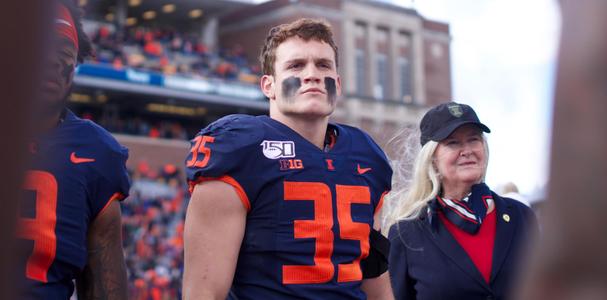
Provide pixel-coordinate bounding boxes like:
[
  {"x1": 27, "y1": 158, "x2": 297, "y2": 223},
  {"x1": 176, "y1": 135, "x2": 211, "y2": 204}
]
[
  {"x1": 87, "y1": 24, "x2": 260, "y2": 83},
  {"x1": 75, "y1": 111, "x2": 192, "y2": 141}
]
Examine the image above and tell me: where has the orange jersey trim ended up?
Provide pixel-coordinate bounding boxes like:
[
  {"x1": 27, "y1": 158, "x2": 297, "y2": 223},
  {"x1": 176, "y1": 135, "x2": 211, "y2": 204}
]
[
  {"x1": 374, "y1": 190, "x2": 390, "y2": 217},
  {"x1": 189, "y1": 176, "x2": 251, "y2": 212},
  {"x1": 97, "y1": 192, "x2": 126, "y2": 219}
]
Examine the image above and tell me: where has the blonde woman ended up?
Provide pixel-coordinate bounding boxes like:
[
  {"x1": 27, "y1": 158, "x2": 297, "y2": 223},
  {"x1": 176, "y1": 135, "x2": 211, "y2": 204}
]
[{"x1": 387, "y1": 102, "x2": 538, "y2": 300}]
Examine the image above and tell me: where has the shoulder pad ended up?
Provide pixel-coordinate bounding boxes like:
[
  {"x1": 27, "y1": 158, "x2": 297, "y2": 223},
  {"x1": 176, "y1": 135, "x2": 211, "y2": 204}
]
[
  {"x1": 186, "y1": 114, "x2": 265, "y2": 183},
  {"x1": 201, "y1": 114, "x2": 265, "y2": 150}
]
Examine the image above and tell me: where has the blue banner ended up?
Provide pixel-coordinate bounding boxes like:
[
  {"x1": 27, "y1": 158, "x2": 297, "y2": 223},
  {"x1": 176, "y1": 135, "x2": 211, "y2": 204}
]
[{"x1": 75, "y1": 63, "x2": 264, "y2": 100}]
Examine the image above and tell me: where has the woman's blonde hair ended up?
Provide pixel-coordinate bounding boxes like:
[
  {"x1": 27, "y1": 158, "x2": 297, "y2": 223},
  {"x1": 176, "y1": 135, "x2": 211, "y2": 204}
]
[{"x1": 383, "y1": 128, "x2": 489, "y2": 232}]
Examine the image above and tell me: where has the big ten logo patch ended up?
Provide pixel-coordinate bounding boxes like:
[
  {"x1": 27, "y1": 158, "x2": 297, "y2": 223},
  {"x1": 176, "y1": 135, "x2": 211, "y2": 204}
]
[
  {"x1": 261, "y1": 140, "x2": 296, "y2": 159},
  {"x1": 279, "y1": 159, "x2": 304, "y2": 171}
]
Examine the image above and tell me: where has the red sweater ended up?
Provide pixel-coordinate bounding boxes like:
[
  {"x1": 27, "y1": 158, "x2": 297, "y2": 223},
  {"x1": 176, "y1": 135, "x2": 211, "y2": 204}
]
[{"x1": 440, "y1": 209, "x2": 497, "y2": 283}]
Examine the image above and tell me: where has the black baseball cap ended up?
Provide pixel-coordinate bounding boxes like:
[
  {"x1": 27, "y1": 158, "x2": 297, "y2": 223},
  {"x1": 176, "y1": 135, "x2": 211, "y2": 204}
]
[{"x1": 420, "y1": 102, "x2": 490, "y2": 146}]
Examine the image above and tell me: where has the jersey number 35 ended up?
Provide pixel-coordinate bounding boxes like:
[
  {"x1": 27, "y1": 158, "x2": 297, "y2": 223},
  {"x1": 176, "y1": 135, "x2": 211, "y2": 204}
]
[{"x1": 283, "y1": 181, "x2": 372, "y2": 285}]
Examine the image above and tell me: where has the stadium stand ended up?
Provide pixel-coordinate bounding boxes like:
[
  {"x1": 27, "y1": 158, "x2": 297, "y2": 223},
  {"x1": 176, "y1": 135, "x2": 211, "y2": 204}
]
[
  {"x1": 88, "y1": 25, "x2": 261, "y2": 84},
  {"x1": 122, "y1": 163, "x2": 187, "y2": 299},
  {"x1": 80, "y1": 110, "x2": 190, "y2": 140}
]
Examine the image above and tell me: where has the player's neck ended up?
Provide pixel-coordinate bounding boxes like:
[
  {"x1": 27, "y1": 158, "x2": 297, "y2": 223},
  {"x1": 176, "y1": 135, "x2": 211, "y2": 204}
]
[
  {"x1": 39, "y1": 111, "x2": 63, "y2": 133},
  {"x1": 271, "y1": 114, "x2": 329, "y2": 149}
]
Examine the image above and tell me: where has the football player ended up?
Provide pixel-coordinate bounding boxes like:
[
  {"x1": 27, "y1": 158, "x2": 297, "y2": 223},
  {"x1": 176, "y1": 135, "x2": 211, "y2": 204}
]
[
  {"x1": 183, "y1": 19, "x2": 393, "y2": 299},
  {"x1": 17, "y1": 1, "x2": 130, "y2": 299}
]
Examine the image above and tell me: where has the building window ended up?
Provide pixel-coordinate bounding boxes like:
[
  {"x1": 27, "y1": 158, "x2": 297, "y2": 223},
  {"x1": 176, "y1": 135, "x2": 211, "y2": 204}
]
[
  {"x1": 375, "y1": 54, "x2": 387, "y2": 100},
  {"x1": 399, "y1": 30, "x2": 411, "y2": 47},
  {"x1": 431, "y1": 42, "x2": 444, "y2": 58},
  {"x1": 354, "y1": 21, "x2": 368, "y2": 97},
  {"x1": 374, "y1": 27, "x2": 390, "y2": 100},
  {"x1": 355, "y1": 21, "x2": 367, "y2": 39},
  {"x1": 398, "y1": 31, "x2": 413, "y2": 103},
  {"x1": 399, "y1": 57, "x2": 412, "y2": 103},
  {"x1": 376, "y1": 27, "x2": 389, "y2": 44},
  {"x1": 355, "y1": 49, "x2": 366, "y2": 96}
]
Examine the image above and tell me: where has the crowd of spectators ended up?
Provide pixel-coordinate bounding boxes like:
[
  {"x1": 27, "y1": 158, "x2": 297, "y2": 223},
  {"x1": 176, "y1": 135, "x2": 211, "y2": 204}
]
[
  {"x1": 79, "y1": 111, "x2": 193, "y2": 141},
  {"x1": 88, "y1": 24, "x2": 261, "y2": 85},
  {"x1": 122, "y1": 161, "x2": 188, "y2": 299}
]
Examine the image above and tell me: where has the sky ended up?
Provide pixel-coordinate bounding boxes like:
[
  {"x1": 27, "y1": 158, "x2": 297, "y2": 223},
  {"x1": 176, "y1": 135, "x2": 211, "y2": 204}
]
[{"x1": 247, "y1": 0, "x2": 562, "y2": 197}]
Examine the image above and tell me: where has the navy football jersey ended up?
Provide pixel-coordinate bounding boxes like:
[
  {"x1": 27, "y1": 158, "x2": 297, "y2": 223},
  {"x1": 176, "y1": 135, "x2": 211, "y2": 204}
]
[
  {"x1": 186, "y1": 115, "x2": 392, "y2": 299},
  {"x1": 17, "y1": 110, "x2": 130, "y2": 299}
]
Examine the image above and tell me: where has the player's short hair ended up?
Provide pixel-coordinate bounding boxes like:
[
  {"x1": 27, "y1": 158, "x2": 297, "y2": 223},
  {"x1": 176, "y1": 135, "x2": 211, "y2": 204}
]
[
  {"x1": 259, "y1": 18, "x2": 338, "y2": 76},
  {"x1": 59, "y1": 0, "x2": 94, "y2": 63}
]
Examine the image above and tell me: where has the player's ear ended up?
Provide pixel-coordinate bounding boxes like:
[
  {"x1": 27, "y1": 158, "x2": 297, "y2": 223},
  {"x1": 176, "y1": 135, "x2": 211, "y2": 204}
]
[
  {"x1": 261, "y1": 74, "x2": 276, "y2": 100},
  {"x1": 336, "y1": 75, "x2": 342, "y2": 97}
]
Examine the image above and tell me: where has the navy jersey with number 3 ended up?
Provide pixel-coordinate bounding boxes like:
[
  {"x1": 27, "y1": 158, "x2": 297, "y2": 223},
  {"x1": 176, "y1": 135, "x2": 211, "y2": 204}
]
[
  {"x1": 18, "y1": 110, "x2": 130, "y2": 299},
  {"x1": 186, "y1": 115, "x2": 392, "y2": 299}
]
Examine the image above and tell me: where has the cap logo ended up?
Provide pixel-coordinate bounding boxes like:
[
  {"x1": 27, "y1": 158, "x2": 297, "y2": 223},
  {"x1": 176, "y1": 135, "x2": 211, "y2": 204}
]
[{"x1": 448, "y1": 104, "x2": 463, "y2": 118}]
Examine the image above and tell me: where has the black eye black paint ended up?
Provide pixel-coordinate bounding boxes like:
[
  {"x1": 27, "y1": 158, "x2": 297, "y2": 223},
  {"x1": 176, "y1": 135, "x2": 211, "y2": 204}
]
[
  {"x1": 282, "y1": 76, "x2": 301, "y2": 100},
  {"x1": 61, "y1": 63, "x2": 74, "y2": 83},
  {"x1": 324, "y1": 77, "x2": 336, "y2": 103}
]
